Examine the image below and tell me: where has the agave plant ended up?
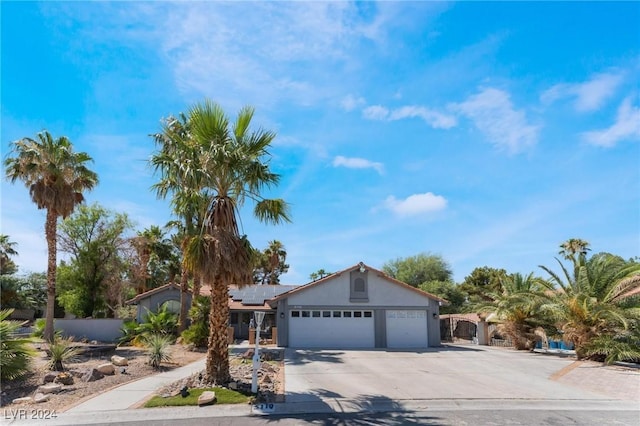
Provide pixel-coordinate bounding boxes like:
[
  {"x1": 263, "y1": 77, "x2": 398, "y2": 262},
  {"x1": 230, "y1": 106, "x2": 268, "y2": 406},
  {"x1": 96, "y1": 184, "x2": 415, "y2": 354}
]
[
  {"x1": 144, "y1": 333, "x2": 173, "y2": 369},
  {"x1": 47, "y1": 337, "x2": 82, "y2": 371},
  {"x1": 0, "y1": 309, "x2": 37, "y2": 381}
]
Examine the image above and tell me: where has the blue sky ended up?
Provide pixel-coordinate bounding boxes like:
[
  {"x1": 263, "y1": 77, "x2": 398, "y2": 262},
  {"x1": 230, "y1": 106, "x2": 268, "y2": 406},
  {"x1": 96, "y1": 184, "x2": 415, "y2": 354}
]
[{"x1": 2, "y1": 1, "x2": 639, "y2": 284}]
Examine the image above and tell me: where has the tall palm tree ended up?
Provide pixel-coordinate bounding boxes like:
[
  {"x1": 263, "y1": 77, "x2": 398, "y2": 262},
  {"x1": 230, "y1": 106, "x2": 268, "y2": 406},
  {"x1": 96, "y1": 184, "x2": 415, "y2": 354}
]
[
  {"x1": 4, "y1": 131, "x2": 98, "y2": 342},
  {"x1": 540, "y1": 251, "x2": 640, "y2": 359},
  {"x1": 183, "y1": 100, "x2": 290, "y2": 384},
  {"x1": 151, "y1": 114, "x2": 209, "y2": 332},
  {"x1": 558, "y1": 238, "x2": 591, "y2": 264},
  {"x1": 0, "y1": 234, "x2": 19, "y2": 275}
]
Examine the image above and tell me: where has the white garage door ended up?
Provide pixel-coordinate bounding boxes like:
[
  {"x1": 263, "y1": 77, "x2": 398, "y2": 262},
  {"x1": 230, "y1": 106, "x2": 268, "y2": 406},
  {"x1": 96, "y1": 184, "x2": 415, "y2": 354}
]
[
  {"x1": 289, "y1": 309, "x2": 374, "y2": 348},
  {"x1": 386, "y1": 310, "x2": 428, "y2": 348}
]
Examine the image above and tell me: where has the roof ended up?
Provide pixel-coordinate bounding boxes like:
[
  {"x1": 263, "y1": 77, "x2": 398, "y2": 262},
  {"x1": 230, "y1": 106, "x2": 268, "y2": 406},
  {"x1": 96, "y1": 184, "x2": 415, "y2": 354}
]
[
  {"x1": 126, "y1": 282, "x2": 298, "y2": 310},
  {"x1": 268, "y1": 261, "x2": 449, "y2": 306},
  {"x1": 125, "y1": 283, "x2": 181, "y2": 305}
]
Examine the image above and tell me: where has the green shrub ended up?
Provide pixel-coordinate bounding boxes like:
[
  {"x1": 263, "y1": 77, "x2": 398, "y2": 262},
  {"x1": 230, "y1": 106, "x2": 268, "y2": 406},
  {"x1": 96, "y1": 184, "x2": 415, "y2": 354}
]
[
  {"x1": 144, "y1": 333, "x2": 173, "y2": 369},
  {"x1": 137, "y1": 305, "x2": 178, "y2": 338},
  {"x1": 0, "y1": 309, "x2": 37, "y2": 381},
  {"x1": 181, "y1": 322, "x2": 209, "y2": 347},
  {"x1": 181, "y1": 295, "x2": 210, "y2": 347}
]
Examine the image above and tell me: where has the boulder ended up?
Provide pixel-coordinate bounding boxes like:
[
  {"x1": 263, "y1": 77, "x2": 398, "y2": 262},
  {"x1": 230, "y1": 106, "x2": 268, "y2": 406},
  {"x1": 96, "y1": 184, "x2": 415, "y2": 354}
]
[
  {"x1": 43, "y1": 372, "x2": 58, "y2": 383},
  {"x1": 241, "y1": 349, "x2": 254, "y2": 359},
  {"x1": 54, "y1": 372, "x2": 74, "y2": 385},
  {"x1": 197, "y1": 391, "x2": 216, "y2": 406},
  {"x1": 83, "y1": 368, "x2": 104, "y2": 382},
  {"x1": 12, "y1": 397, "x2": 33, "y2": 404},
  {"x1": 36, "y1": 383, "x2": 63, "y2": 394},
  {"x1": 34, "y1": 393, "x2": 51, "y2": 403},
  {"x1": 96, "y1": 363, "x2": 115, "y2": 375},
  {"x1": 111, "y1": 355, "x2": 128, "y2": 366},
  {"x1": 228, "y1": 381, "x2": 238, "y2": 390}
]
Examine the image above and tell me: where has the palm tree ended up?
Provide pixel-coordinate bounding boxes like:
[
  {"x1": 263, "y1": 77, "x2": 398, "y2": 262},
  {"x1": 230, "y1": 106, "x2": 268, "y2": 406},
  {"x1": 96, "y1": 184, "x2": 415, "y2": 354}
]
[
  {"x1": 4, "y1": 131, "x2": 98, "y2": 342},
  {"x1": 151, "y1": 113, "x2": 209, "y2": 333},
  {"x1": 475, "y1": 273, "x2": 552, "y2": 350},
  {"x1": 558, "y1": 238, "x2": 591, "y2": 263},
  {"x1": 131, "y1": 225, "x2": 175, "y2": 293},
  {"x1": 183, "y1": 100, "x2": 290, "y2": 384},
  {"x1": 0, "y1": 234, "x2": 18, "y2": 275},
  {"x1": 540, "y1": 251, "x2": 640, "y2": 359}
]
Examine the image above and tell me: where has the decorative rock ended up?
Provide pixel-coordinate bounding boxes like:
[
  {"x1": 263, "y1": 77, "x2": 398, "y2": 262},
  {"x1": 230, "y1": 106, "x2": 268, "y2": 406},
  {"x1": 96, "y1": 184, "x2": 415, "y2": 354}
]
[
  {"x1": 96, "y1": 363, "x2": 115, "y2": 375},
  {"x1": 68, "y1": 368, "x2": 85, "y2": 378},
  {"x1": 12, "y1": 397, "x2": 33, "y2": 404},
  {"x1": 197, "y1": 391, "x2": 216, "y2": 406},
  {"x1": 34, "y1": 393, "x2": 51, "y2": 403},
  {"x1": 241, "y1": 349, "x2": 254, "y2": 359},
  {"x1": 43, "y1": 372, "x2": 58, "y2": 383},
  {"x1": 111, "y1": 355, "x2": 128, "y2": 366},
  {"x1": 228, "y1": 381, "x2": 238, "y2": 390},
  {"x1": 83, "y1": 368, "x2": 104, "y2": 382},
  {"x1": 261, "y1": 374, "x2": 272, "y2": 384},
  {"x1": 36, "y1": 383, "x2": 63, "y2": 394},
  {"x1": 54, "y1": 372, "x2": 74, "y2": 385}
]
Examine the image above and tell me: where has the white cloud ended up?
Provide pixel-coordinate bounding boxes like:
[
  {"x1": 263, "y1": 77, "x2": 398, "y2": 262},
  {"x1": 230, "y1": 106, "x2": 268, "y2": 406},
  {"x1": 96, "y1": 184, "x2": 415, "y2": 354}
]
[
  {"x1": 333, "y1": 156, "x2": 384, "y2": 174},
  {"x1": 362, "y1": 104, "x2": 456, "y2": 129},
  {"x1": 388, "y1": 105, "x2": 457, "y2": 129},
  {"x1": 341, "y1": 94, "x2": 366, "y2": 111},
  {"x1": 384, "y1": 192, "x2": 447, "y2": 216},
  {"x1": 362, "y1": 105, "x2": 390, "y2": 120},
  {"x1": 541, "y1": 71, "x2": 624, "y2": 112},
  {"x1": 452, "y1": 88, "x2": 539, "y2": 153},
  {"x1": 582, "y1": 97, "x2": 640, "y2": 147}
]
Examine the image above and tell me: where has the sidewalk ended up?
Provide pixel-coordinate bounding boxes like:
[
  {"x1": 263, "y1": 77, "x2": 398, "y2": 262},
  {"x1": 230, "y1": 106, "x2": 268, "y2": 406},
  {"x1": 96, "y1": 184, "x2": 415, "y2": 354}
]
[{"x1": 67, "y1": 342, "x2": 256, "y2": 413}]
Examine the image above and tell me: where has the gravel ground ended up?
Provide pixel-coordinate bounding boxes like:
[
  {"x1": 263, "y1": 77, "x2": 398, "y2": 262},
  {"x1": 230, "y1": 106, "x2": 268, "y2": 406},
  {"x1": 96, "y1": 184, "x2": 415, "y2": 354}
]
[{"x1": 0, "y1": 343, "x2": 206, "y2": 413}]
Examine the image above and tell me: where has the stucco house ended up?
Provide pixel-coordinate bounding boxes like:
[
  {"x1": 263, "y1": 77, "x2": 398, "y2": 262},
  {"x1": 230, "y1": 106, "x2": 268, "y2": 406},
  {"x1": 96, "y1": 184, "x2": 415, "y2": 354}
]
[
  {"x1": 270, "y1": 262, "x2": 445, "y2": 348},
  {"x1": 126, "y1": 261, "x2": 446, "y2": 348}
]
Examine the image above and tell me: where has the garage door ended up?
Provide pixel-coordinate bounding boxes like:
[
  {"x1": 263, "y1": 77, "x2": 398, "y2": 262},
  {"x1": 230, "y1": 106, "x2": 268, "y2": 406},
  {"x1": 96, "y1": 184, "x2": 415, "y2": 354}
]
[
  {"x1": 289, "y1": 309, "x2": 374, "y2": 348},
  {"x1": 386, "y1": 310, "x2": 428, "y2": 348}
]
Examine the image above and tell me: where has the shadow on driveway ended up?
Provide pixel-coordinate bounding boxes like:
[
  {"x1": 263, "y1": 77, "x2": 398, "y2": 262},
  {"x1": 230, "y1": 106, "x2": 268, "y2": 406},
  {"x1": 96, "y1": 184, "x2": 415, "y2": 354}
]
[{"x1": 267, "y1": 391, "x2": 444, "y2": 425}]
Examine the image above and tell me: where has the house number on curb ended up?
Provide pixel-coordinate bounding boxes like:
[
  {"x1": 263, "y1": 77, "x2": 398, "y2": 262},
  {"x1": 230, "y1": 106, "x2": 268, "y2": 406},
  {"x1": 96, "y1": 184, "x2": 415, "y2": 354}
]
[{"x1": 252, "y1": 403, "x2": 276, "y2": 414}]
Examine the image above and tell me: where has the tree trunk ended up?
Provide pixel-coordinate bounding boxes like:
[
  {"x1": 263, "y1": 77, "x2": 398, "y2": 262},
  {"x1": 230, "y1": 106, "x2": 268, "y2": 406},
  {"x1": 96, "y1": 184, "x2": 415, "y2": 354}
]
[
  {"x1": 205, "y1": 277, "x2": 230, "y2": 384},
  {"x1": 44, "y1": 209, "x2": 58, "y2": 343},
  {"x1": 178, "y1": 267, "x2": 190, "y2": 333}
]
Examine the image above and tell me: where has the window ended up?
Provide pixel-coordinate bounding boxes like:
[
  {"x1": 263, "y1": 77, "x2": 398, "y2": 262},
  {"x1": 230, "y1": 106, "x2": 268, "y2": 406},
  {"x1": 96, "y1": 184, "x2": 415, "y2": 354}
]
[
  {"x1": 161, "y1": 300, "x2": 180, "y2": 315},
  {"x1": 291, "y1": 311, "x2": 300, "y2": 318},
  {"x1": 333, "y1": 311, "x2": 342, "y2": 317},
  {"x1": 350, "y1": 269, "x2": 369, "y2": 302},
  {"x1": 302, "y1": 311, "x2": 310, "y2": 318},
  {"x1": 364, "y1": 311, "x2": 372, "y2": 318},
  {"x1": 322, "y1": 311, "x2": 331, "y2": 318},
  {"x1": 312, "y1": 311, "x2": 321, "y2": 318},
  {"x1": 344, "y1": 311, "x2": 352, "y2": 318},
  {"x1": 354, "y1": 311, "x2": 362, "y2": 318}
]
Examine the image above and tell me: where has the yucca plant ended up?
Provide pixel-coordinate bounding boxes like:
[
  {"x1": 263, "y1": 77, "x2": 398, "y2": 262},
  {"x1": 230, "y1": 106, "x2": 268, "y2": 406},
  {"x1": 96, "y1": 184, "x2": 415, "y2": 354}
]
[
  {"x1": 1, "y1": 309, "x2": 37, "y2": 381},
  {"x1": 144, "y1": 333, "x2": 173, "y2": 369},
  {"x1": 47, "y1": 337, "x2": 82, "y2": 371}
]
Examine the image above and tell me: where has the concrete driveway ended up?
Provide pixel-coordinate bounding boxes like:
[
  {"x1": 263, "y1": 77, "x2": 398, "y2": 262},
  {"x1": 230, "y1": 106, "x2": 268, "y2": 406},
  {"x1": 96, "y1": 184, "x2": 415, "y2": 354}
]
[{"x1": 284, "y1": 345, "x2": 639, "y2": 408}]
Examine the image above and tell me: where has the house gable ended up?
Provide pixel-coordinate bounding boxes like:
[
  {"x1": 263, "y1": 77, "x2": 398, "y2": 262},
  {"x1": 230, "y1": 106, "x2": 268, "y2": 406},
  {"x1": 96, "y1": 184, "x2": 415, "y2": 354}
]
[{"x1": 275, "y1": 262, "x2": 444, "y2": 307}]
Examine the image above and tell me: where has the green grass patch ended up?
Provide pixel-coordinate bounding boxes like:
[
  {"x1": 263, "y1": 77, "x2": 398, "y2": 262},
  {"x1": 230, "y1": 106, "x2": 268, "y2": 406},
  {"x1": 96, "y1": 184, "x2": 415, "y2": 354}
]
[{"x1": 144, "y1": 387, "x2": 251, "y2": 407}]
